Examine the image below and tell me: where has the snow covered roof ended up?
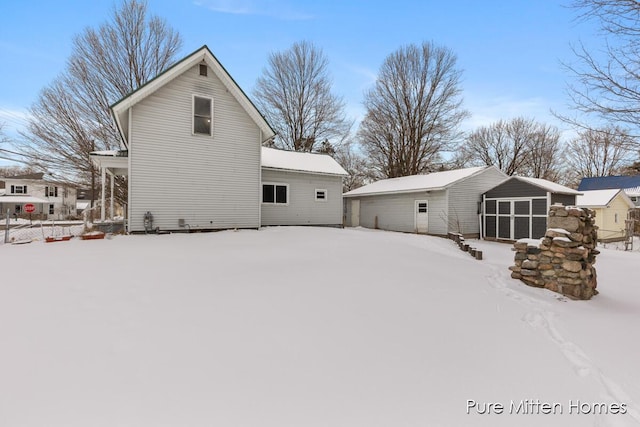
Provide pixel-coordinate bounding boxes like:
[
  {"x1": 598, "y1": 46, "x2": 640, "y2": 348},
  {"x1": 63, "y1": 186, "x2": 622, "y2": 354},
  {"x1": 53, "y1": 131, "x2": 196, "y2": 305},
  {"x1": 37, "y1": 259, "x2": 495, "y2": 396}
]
[
  {"x1": 0, "y1": 195, "x2": 50, "y2": 203},
  {"x1": 261, "y1": 147, "x2": 347, "y2": 176},
  {"x1": 1, "y1": 172, "x2": 45, "y2": 180},
  {"x1": 576, "y1": 189, "x2": 634, "y2": 208},
  {"x1": 343, "y1": 166, "x2": 495, "y2": 197},
  {"x1": 513, "y1": 176, "x2": 581, "y2": 195},
  {"x1": 624, "y1": 186, "x2": 640, "y2": 197}
]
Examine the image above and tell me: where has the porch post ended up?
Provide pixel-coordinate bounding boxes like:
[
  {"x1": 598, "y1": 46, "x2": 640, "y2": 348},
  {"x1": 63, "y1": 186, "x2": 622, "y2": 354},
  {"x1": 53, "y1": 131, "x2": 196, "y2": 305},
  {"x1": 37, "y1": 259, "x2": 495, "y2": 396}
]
[
  {"x1": 101, "y1": 166, "x2": 106, "y2": 221},
  {"x1": 109, "y1": 170, "x2": 114, "y2": 220}
]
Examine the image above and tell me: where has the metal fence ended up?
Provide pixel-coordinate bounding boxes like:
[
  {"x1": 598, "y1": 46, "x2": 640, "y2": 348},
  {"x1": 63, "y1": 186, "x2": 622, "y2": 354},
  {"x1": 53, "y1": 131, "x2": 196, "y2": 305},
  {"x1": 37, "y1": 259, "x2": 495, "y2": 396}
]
[{"x1": 2, "y1": 218, "x2": 85, "y2": 244}]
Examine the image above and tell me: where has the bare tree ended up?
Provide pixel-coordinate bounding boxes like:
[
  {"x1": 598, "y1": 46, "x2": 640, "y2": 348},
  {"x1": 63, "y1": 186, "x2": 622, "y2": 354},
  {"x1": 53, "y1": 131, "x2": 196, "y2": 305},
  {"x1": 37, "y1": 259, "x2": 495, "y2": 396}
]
[
  {"x1": 459, "y1": 117, "x2": 561, "y2": 178},
  {"x1": 565, "y1": 125, "x2": 636, "y2": 180},
  {"x1": 358, "y1": 41, "x2": 468, "y2": 179},
  {"x1": 333, "y1": 141, "x2": 371, "y2": 192},
  {"x1": 562, "y1": 0, "x2": 640, "y2": 132},
  {"x1": 253, "y1": 41, "x2": 352, "y2": 152},
  {"x1": 522, "y1": 122, "x2": 563, "y2": 180},
  {"x1": 18, "y1": 0, "x2": 182, "y2": 203},
  {"x1": 462, "y1": 119, "x2": 529, "y2": 175}
]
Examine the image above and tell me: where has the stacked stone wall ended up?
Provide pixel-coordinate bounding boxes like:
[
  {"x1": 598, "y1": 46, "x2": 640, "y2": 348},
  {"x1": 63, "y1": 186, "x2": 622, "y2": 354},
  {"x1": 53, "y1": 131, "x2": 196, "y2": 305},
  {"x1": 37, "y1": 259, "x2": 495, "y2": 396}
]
[{"x1": 509, "y1": 204, "x2": 599, "y2": 300}]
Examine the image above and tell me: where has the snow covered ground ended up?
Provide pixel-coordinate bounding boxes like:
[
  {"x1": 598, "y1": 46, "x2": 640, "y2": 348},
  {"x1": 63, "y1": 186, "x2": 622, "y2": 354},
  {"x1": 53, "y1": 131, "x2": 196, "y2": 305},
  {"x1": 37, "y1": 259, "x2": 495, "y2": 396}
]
[{"x1": 1, "y1": 227, "x2": 639, "y2": 427}]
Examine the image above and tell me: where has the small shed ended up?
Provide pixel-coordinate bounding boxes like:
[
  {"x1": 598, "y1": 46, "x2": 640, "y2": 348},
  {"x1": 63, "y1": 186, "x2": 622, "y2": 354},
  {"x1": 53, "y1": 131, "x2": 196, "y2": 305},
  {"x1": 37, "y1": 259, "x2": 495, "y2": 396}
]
[
  {"x1": 482, "y1": 176, "x2": 581, "y2": 241},
  {"x1": 576, "y1": 189, "x2": 635, "y2": 241},
  {"x1": 343, "y1": 166, "x2": 507, "y2": 237}
]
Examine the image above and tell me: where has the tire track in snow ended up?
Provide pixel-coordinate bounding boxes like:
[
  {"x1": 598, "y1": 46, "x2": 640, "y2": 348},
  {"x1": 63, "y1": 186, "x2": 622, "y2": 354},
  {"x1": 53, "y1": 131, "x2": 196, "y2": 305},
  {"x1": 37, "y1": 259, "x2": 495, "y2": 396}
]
[{"x1": 484, "y1": 265, "x2": 640, "y2": 426}]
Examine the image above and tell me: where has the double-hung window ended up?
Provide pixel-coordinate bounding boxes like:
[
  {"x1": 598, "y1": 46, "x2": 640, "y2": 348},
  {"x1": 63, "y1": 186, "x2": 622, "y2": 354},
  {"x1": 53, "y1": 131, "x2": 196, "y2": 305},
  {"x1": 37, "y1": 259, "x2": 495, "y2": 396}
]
[
  {"x1": 193, "y1": 95, "x2": 213, "y2": 135},
  {"x1": 10, "y1": 185, "x2": 26, "y2": 194},
  {"x1": 45, "y1": 186, "x2": 58, "y2": 197},
  {"x1": 262, "y1": 183, "x2": 288, "y2": 205}
]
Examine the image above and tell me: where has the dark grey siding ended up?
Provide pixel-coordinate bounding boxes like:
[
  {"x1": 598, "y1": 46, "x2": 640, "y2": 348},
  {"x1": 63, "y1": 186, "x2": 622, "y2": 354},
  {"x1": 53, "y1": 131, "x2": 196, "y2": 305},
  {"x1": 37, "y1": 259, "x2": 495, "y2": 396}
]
[
  {"x1": 532, "y1": 217, "x2": 547, "y2": 238},
  {"x1": 485, "y1": 178, "x2": 547, "y2": 198},
  {"x1": 551, "y1": 194, "x2": 577, "y2": 206}
]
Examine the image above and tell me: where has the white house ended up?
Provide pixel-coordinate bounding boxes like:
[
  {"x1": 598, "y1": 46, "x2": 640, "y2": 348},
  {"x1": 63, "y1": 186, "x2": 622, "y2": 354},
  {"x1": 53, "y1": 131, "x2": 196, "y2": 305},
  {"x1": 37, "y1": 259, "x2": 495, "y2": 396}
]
[
  {"x1": 90, "y1": 45, "x2": 346, "y2": 233},
  {"x1": 343, "y1": 166, "x2": 507, "y2": 237},
  {"x1": 0, "y1": 173, "x2": 77, "y2": 219}
]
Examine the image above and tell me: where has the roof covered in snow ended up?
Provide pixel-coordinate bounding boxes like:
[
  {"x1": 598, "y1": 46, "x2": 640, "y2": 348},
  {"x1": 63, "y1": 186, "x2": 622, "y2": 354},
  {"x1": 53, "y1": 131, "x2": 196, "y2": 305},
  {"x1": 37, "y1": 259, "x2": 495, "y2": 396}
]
[
  {"x1": 576, "y1": 189, "x2": 634, "y2": 208},
  {"x1": 624, "y1": 186, "x2": 640, "y2": 197},
  {"x1": 513, "y1": 176, "x2": 581, "y2": 195},
  {"x1": 0, "y1": 195, "x2": 50, "y2": 203},
  {"x1": 261, "y1": 147, "x2": 347, "y2": 176},
  {"x1": 343, "y1": 166, "x2": 496, "y2": 197}
]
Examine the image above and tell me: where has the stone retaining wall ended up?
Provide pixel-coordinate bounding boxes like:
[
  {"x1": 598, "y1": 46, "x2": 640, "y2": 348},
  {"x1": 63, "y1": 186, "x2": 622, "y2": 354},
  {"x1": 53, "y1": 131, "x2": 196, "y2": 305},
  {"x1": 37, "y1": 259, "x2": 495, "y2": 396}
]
[{"x1": 509, "y1": 204, "x2": 599, "y2": 300}]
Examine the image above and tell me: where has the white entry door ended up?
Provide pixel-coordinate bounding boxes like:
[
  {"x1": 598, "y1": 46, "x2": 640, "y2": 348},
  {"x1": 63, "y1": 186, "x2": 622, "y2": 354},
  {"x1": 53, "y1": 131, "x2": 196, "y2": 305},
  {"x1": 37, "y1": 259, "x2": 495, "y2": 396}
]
[
  {"x1": 415, "y1": 200, "x2": 428, "y2": 233},
  {"x1": 351, "y1": 199, "x2": 360, "y2": 227}
]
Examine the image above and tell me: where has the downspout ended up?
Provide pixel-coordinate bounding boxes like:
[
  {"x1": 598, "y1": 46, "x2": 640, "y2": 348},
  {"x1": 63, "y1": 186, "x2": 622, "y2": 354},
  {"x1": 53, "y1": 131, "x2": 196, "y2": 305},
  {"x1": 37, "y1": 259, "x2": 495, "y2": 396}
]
[
  {"x1": 258, "y1": 129, "x2": 262, "y2": 229},
  {"x1": 480, "y1": 194, "x2": 485, "y2": 240},
  {"x1": 126, "y1": 107, "x2": 132, "y2": 233}
]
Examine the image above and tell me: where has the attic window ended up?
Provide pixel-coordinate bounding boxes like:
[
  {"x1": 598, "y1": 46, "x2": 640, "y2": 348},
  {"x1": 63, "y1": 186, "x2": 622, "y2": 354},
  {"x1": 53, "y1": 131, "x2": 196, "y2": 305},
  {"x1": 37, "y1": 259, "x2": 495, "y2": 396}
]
[
  {"x1": 199, "y1": 64, "x2": 207, "y2": 76},
  {"x1": 193, "y1": 95, "x2": 213, "y2": 135}
]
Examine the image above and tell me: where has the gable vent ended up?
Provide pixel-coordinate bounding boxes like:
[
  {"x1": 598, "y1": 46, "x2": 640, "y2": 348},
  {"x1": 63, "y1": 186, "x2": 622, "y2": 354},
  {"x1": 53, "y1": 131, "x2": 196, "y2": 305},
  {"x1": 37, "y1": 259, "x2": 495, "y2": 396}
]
[{"x1": 199, "y1": 63, "x2": 207, "y2": 76}]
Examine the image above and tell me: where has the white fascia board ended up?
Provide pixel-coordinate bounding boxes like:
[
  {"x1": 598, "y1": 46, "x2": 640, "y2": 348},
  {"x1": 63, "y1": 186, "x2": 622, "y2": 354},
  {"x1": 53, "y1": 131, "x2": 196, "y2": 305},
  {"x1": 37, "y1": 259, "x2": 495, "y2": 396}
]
[{"x1": 261, "y1": 166, "x2": 347, "y2": 177}]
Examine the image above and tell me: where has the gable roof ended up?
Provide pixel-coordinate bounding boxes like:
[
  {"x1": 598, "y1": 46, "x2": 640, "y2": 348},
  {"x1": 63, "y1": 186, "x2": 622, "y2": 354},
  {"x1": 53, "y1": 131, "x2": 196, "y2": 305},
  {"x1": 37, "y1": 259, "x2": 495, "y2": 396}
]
[
  {"x1": 578, "y1": 175, "x2": 640, "y2": 191},
  {"x1": 2, "y1": 172, "x2": 45, "y2": 180},
  {"x1": 261, "y1": 147, "x2": 347, "y2": 176},
  {"x1": 111, "y1": 45, "x2": 275, "y2": 148},
  {"x1": 343, "y1": 166, "x2": 502, "y2": 197},
  {"x1": 624, "y1": 186, "x2": 640, "y2": 197},
  {"x1": 576, "y1": 189, "x2": 635, "y2": 208},
  {"x1": 512, "y1": 176, "x2": 581, "y2": 195}
]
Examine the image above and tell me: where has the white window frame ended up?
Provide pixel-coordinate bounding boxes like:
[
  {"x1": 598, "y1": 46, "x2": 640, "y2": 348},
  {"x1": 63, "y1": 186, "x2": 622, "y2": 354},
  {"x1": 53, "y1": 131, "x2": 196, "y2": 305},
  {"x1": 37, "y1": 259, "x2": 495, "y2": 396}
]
[
  {"x1": 49, "y1": 204, "x2": 55, "y2": 215},
  {"x1": 315, "y1": 189, "x2": 327, "y2": 202},
  {"x1": 262, "y1": 182, "x2": 289, "y2": 205},
  {"x1": 192, "y1": 94, "x2": 213, "y2": 136}
]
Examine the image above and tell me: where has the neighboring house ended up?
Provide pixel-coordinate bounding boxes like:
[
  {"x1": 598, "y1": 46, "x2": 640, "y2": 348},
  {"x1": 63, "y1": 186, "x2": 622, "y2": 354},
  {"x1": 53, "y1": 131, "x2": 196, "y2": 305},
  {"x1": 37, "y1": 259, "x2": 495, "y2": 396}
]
[
  {"x1": 576, "y1": 189, "x2": 635, "y2": 241},
  {"x1": 90, "y1": 45, "x2": 346, "y2": 233},
  {"x1": 482, "y1": 176, "x2": 581, "y2": 241},
  {"x1": 343, "y1": 166, "x2": 507, "y2": 237},
  {"x1": 578, "y1": 175, "x2": 640, "y2": 206},
  {"x1": 0, "y1": 173, "x2": 77, "y2": 219}
]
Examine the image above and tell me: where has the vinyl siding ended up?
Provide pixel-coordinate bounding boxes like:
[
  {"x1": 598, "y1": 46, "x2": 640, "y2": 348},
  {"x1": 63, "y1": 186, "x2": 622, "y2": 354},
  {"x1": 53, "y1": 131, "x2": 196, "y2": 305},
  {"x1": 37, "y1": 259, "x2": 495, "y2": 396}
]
[
  {"x1": 593, "y1": 196, "x2": 630, "y2": 240},
  {"x1": 354, "y1": 191, "x2": 448, "y2": 234},
  {"x1": 551, "y1": 193, "x2": 577, "y2": 206},
  {"x1": 447, "y1": 167, "x2": 506, "y2": 236},
  {"x1": 261, "y1": 169, "x2": 343, "y2": 226},
  {"x1": 128, "y1": 64, "x2": 261, "y2": 232},
  {"x1": 484, "y1": 178, "x2": 547, "y2": 198}
]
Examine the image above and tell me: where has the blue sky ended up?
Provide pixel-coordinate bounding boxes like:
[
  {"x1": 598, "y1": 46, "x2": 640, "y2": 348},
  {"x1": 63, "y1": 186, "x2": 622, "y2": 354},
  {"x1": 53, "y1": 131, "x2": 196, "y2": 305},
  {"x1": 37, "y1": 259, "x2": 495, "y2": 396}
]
[{"x1": 0, "y1": 0, "x2": 600, "y2": 166}]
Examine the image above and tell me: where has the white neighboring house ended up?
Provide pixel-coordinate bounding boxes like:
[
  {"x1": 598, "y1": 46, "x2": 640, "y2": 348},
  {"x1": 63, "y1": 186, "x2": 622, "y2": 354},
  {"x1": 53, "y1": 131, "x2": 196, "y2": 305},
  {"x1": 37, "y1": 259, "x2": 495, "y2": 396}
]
[
  {"x1": 90, "y1": 45, "x2": 347, "y2": 233},
  {"x1": 0, "y1": 173, "x2": 77, "y2": 219}
]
